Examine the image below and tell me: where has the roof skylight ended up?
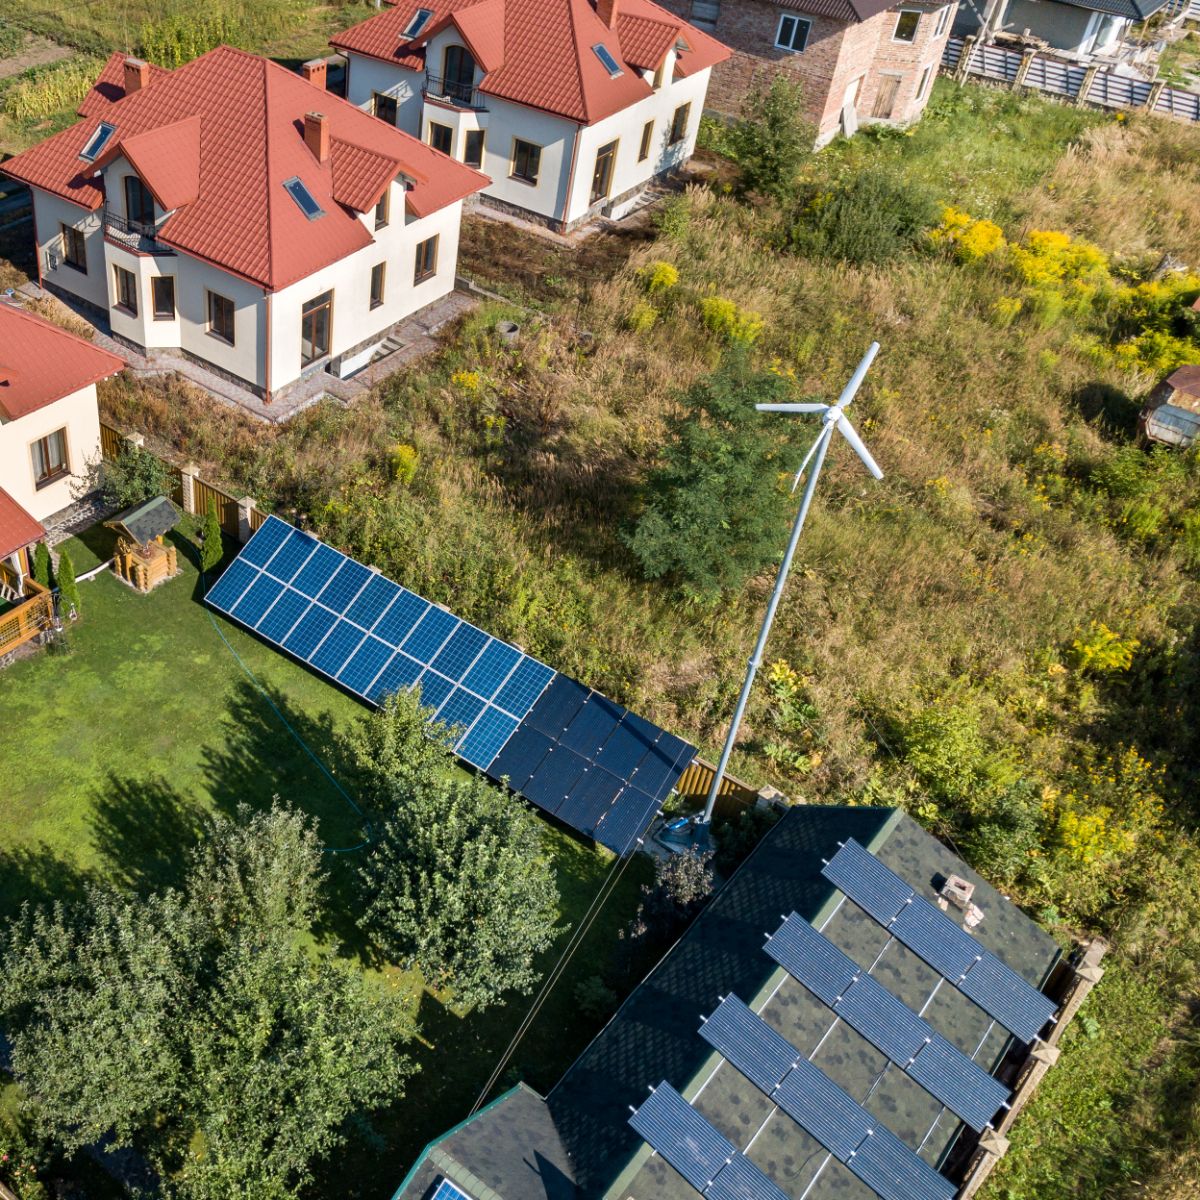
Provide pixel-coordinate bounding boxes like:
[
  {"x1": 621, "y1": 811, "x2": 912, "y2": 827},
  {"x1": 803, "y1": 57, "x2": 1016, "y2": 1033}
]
[
  {"x1": 592, "y1": 44, "x2": 623, "y2": 78},
  {"x1": 403, "y1": 8, "x2": 434, "y2": 38},
  {"x1": 283, "y1": 176, "x2": 325, "y2": 220},
  {"x1": 79, "y1": 122, "x2": 117, "y2": 163}
]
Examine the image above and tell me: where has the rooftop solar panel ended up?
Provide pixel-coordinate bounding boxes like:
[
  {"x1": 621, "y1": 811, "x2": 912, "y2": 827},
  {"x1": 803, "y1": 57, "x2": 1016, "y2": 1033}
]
[
  {"x1": 774, "y1": 1055, "x2": 876, "y2": 1162},
  {"x1": 890, "y1": 894, "x2": 982, "y2": 981},
  {"x1": 835, "y1": 975, "x2": 931, "y2": 1064},
  {"x1": 908, "y1": 1035, "x2": 1009, "y2": 1133},
  {"x1": 698, "y1": 995, "x2": 798, "y2": 1092},
  {"x1": 764, "y1": 912, "x2": 860, "y2": 1005},
  {"x1": 628, "y1": 1083, "x2": 733, "y2": 1191},
  {"x1": 960, "y1": 952, "x2": 1057, "y2": 1044},
  {"x1": 847, "y1": 1126, "x2": 957, "y2": 1200},
  {"x1": 207, "y1": 517, "x2": 694, "y2": 858},
  {"x1": 704, "y1": 1154, "x2": 791, "y2": 1200},
  {"x1": 823, "y1": 838, "x2": 914, "y2": 922},
  {"x1": 431, "y1": 1179, "x2": 474, "y2": 1200}
]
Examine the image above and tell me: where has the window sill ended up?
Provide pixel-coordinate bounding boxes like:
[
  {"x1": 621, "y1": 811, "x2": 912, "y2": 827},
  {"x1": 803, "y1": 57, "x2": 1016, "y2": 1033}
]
[
  {"x1": 207, "y1": 330, "x2": 235, "y2": 348},
  {"x1": 63, "y1": 260, "x2": 88, "y2": 275},
  {"x1": 375, "y1": 221, "x2": 389, "y2": 232},
  {"x1": 508, "y1": 174, "x2": 539, "y2": 188},
  {"x1": 35, "y1": 469, "x2": 69, "y2": 491},
  {"x1": 152, "y1": 313, "x2": 177, "y2": 322},
  {"x1": 370, "y1": 300, "x2": 385, "y2": 310},
  {"x1": 413, "y1": 271, "x2": 436, "y2": 285},
  {"x1": 113, "y1": 303, "x2": 138, "y2": 318}
]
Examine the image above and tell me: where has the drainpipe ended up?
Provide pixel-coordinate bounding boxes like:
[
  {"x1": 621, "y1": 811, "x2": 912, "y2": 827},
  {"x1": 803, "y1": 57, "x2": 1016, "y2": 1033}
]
[
  {"x1": 561, "y1": 123, "x2": 583, "y2": 233},
  {"x1": 31, "y1": 194, "x2": 43, "y2": 289},
  {"x1": 263, "y1": 289, "x2": 272, "y2": 405}
]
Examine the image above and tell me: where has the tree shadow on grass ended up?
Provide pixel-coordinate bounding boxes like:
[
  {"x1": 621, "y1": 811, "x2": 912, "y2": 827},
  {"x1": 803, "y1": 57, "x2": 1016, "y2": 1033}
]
[
  {"x1": 1072, "y1": 381, "x2": 1142, "y2": 441},
  {"x1": 90, "y1": 771, "x2": 208, "y2": 895},
  {"x1": 200, "y1": 677, "x2": 375, "y2": 959},
  {"x1": 0, "y1": 844, "x2": 94, "y2": 920}
]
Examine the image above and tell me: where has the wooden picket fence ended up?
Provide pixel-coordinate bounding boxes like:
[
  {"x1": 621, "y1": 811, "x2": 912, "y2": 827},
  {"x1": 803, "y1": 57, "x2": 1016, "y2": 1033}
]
[
  {"x1": 675, "y1": 757, "x2": 762, "y2": 820},
  {"x1": 0, "y1": 576, "x2": 55, "y2": 660},
  {"x1": 193, "y1": 476, "x2": 241, "y2": 538}
]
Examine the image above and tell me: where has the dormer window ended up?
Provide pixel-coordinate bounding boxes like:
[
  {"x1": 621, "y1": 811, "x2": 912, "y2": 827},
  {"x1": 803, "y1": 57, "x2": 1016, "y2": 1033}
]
[
  {"x1": 403, "y1": 8, "x2": 434, "y2": 39},
  {"x1": 80, "y1": 122, "x2": 116, "y2": 163},
  {"x1": 592, "y1": 44, "x2": 623, "y2": 78},
  {"x1": 283, "y1": 176, "x2": 325, "y2": 220}
]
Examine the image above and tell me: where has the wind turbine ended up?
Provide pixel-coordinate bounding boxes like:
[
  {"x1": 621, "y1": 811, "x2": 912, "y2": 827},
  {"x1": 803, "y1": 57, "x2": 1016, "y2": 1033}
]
[{"x1": 695, "y1": 341, "x2": 884, "y2": 836}]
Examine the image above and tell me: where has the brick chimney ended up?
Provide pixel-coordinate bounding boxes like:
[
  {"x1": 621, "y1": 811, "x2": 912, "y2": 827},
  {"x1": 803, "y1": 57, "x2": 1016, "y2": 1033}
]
[
  {"x1": 123, "y1": 57, "x2": 150, "y2": 95},
  {"x1": 596, "y1": 0, "x2": 619, "y2": 27},
  {"x1": 304, "y1": 112, "x2": 329, "y2": 163},
  {"x1": 301, "y1": 58, "x2": 327, "y2": 90}
]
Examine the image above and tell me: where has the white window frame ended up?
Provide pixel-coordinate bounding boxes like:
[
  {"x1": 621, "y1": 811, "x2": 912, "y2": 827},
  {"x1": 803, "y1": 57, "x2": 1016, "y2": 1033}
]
[
  {"x1": 775, "y1": 13, "x2": 812, "y2": 53},
  {"x1": 933, "y1": 4, "x2": 951, "y2": 37},
  {"x1": 893, "y1": 9, "x2": 921, "y2": 42},
  {"x1": 917, "y1": 64, "x2": 934, "y2": 100}
]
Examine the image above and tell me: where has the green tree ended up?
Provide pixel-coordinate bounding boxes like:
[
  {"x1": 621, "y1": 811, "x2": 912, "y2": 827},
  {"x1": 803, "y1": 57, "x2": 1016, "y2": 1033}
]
[
  {"x1": 624, "y1": 355, "x2": 795, "y2": 598},
  {"x1": 199, "y1": 499, "x2": 224, "y2": 573},
  {"x1": 0, "y1": 805, "x2": 412, "y2": 1200},
  {"x1": 31, "y1": 542, "x2": 51, "y2": 589},
  {"x1": 726, "y1": 74, "x2": 812, "y2": 202},
  {"x1": 357, "y1": 764, "x2": 563, "y2": 1010},
  {"x1": 77, "y1": 444, "x2": 171, "y2": 509},
  {"x1": 55, "y1": 548, "x2": 79, "y2": 616}
]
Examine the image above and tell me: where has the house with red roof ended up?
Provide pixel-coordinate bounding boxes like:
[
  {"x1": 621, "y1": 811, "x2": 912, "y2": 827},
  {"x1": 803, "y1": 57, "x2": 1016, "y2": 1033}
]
[
  {"x1": 0, "y1": 303, "x2": 124, "y2": 581},
  {"x1": 1, "y1": 47, "x2": 488, "y2": 402},
  {"x1": 332, "y1": 0, "x2": 729, "y2": 233}
]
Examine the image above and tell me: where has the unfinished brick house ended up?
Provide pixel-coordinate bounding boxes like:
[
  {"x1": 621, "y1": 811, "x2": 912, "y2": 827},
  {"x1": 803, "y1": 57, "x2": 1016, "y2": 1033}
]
[{"x1": 659, "y1": 0, "x2": 958, "y2": 145}]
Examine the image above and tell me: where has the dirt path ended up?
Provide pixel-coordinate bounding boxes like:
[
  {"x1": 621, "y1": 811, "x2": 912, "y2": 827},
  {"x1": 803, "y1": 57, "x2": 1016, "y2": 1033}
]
[{"x1": 0, "y1": 34, "x2": 73, "y2": 82}]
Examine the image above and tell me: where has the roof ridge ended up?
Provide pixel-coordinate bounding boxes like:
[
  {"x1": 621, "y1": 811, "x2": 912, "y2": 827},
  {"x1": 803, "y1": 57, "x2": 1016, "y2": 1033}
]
[
  {"x1": 563, "y1": 0, "x2": 592, "y2": 123},
  {"x1": 261, "y1": 56, "x2": 276, "y2": 289}
]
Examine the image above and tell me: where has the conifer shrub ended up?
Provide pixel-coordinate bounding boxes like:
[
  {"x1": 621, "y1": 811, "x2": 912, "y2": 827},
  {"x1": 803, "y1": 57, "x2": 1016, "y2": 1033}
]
[
  {"x1": 32, "y1": 543, "x2": 52, "y2": 589},
  {"x1": 56, "y1": 549, "x2": 80, "y2": 617}
]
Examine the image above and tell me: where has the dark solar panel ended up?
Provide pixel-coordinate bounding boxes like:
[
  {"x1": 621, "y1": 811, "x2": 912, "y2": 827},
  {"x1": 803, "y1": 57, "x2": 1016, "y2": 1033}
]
[
  {"x1": 628, "y1": 1083, "x2": 733, "y2": 1191},
  {"x1": 704, "y1": 1154, "x2": 791, "y2": 1200},
  {"x1": 889, "y1": 894, "x2": 982, "y2": 981},
  {"x1": 488, "y1": 724, "x2": 555, "y2": 791},
  {"x1": 908, "y1": 1035, "x2": 1009, "y2": 1132},
  {"x1": 847, "y1": 1126, "x2": 957, "y2": 1200},
  {"x1": 523, "y1": 749, "x2": 589, "y2": 815},
  {"x1": 555, "y1": 768, "x2": 625, "y2": 832},
  {"x1": 590, "y1": 785, "x2": 660, "y2": 855},
  {"x1": 561, "y1": 695, "x2": 624, "y2": 759},
  {"x1": 698, "y1": 995, "x2": 797, "y2": 1092},
  {"x1": 526, "y1": 675, "x2": 590, "y2": 737},
  {"x1": 774, "y1": 1056, "x2": 876, "y2": 1162},
  {"x1": 835, "y1": 975, "x2": 932, "y2": 1064},
  {"x1": 763, "y1": 912, "x2": 861, "y2": 1005},
  {"x1": 594, "y1": 720, "x2": 657, "y2": 779},
  {"x1": 823, "y1": 838, "x2": 914, "y2": 922},
  {"x1": 960, "y1": 952, "x2": 1057, "y2": 1044}
]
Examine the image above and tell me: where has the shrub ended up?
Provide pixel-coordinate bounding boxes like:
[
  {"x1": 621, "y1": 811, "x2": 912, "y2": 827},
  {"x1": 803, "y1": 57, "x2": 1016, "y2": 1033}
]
[
  {"x1": 699, "y1": 296, "x2": 764, "y2": 345},
  {"x1": 637, "y1": 261, "x2": 679, "y2": 294},
  {"x1": 929, "y1": 205, "x2": 1006, "y2": 262},
  {"x1": 199, "y1": 499, "x2": 223, "y2": 573},
  {"x1": 389, "y1": 443, "x2": 420, "y2": 486},
  {"x1": 625, "y1": 300, "x2": 658, "y2": 333},
  {"x1": 79, "y1": 444, "x2": 172, "y2": 509},
  {"x1": 32, "y1": 542, "x2": 52, "y2": 589},
  {"x1": 724, "y1": 74, "x2": 813, "y2": 201},
  {"x1": 574, "y1": 974, "x2": 618, "y2": 1021},
  {"x1": 1070, "y1": 621, "x2": 1139, "y2": 673},
  {"x1": 56, "y1": 549, "x2": 80, "y2": 617}
]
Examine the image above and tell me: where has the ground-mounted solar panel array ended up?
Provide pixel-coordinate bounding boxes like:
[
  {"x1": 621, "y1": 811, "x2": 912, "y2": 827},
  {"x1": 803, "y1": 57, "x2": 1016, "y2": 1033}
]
[{"x1": 205, "y1": 517, "x2": 695, "y2": 856}]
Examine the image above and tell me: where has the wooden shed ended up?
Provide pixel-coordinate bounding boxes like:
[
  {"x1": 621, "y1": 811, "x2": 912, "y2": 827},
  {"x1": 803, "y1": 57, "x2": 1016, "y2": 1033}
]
[
  {"x1": 1139, "y1": 365, "x2": 1200, "y2": 449},
  {"x1": 106, "y1": 496, "x2": 181, "y2": 592}
]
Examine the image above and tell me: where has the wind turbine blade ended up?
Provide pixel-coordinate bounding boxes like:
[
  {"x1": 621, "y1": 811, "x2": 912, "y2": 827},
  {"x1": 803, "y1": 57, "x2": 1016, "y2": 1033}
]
[
  {"x1": 833, "y1": 341, "x2": 881, "y2": 410},
  {"x1": 836, "y1": 414, "x2": 883, "y2": 480},
  {"x1": 755, "y1": 403, "x2": 829, "y2": 413},
  {"x1": 790, "y1": 424, "x2": 833, "y2": 493}
]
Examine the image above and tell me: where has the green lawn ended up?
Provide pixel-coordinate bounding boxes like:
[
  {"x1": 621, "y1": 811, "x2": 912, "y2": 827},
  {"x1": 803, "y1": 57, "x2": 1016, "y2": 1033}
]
[{"x1": 0, "y1": 523, "x2": 653, "y2": 1197}]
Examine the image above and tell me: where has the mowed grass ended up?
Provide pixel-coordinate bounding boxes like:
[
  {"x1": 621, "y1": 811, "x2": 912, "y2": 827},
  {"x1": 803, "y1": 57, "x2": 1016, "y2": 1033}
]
[{"x1": 0, "y1": 523, "x2": 652, "y2": 1196}]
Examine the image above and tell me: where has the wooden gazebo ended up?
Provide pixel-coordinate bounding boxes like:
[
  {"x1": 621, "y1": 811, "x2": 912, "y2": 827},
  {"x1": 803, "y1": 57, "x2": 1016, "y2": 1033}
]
[{"x1": 106, "y1": 496, "x2": 181, "y2": 592}]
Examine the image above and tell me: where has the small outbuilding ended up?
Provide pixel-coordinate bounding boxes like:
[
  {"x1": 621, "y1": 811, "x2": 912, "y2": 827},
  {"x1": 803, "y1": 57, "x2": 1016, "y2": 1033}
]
[
  {"x1": 1140, "y1": 364, "x2": 1200, "y2": 448},
  {"x1": 106, "y1": 496, "x2": 181, "y2": 591}
]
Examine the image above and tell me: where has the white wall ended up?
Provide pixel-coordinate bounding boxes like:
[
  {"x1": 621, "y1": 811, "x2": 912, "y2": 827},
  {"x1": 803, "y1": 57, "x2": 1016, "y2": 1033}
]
[
  {"x1": 0, "y1": 383, "x2": 102, "y2": 523},
  {"x1": 346, "y1": 52, "x2": 425, "y2": 134},
  {"x1": 31, "y1": 190, "x2": 108, "y2": 310}
]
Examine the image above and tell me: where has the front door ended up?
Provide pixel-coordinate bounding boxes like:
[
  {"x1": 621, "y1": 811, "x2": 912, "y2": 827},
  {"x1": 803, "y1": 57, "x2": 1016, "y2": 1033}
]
[
  {"x1": 300, "y1": 291, "x2": 333, "y2": 367},
  {"x1": 872, "y1": 74, "x2": 902, "y2": 119},
  {"x1": 443, "y1": 45, "x2": 476, "y2": 104},
  {"x1": 591, "y1": 141, "x2": 617, "y2": 206}
]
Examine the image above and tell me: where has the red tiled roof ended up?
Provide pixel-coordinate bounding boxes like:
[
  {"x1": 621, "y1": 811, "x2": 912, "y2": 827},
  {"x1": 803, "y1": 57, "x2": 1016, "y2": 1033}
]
[
  {"x1": 100, "y1": 116, "x2": 201, "y2": 210},
  {"x1": 0, "y1": 304, "x2": 125, "y2": 421},
  {"x1": 0, "y1": 488, "x2": 45, "y2": 561},
  {"x1": 332, "y1": 0, "x2": 730, "y2": 124},
  {"x1": 330, "y1": 138, "x2": 406, "y2": 212},
  {"x1": 77, "y1": 52, "x2": 171, "y2": 117},
  {"x1": 1, "y1": 47, "x2": 488, "y2": 292}
]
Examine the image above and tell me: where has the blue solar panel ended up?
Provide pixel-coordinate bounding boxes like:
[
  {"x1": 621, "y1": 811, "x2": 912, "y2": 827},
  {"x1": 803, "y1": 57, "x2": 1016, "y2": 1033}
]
[
  {"x1": 337, "y1": 636, "x2": 395, "y2": 694},
  {"x1": 239, "y1": 515, "x2": 291, "y2": 567},
  {"x1": 402, "y1": 606, "x2": 459, "y2": 662},
  {"x1": 292, "y1": 544, "x2": 345, "y2": 598},
  {"x1": 764, "y1": 913, "x2": 861, "y2": 1006},
  {"x1": 282, "y1": 605, "x2": 338, "y2": 659},
  {"x1": 590, "y1": 785, "x2": 660, "y2": 855},
  {"x1": 835, "y1": 975, "x2": 932, "y2": 1064},
  {"x1": 430, "y1": 622, "x2": 489, "y2": 680},
  {"x1": 345, "y1": 574, "x2": 400, "y2": 632},
  {"x1": 310, "y1": 619, "x2": 366, "y2": 676},
  {"x1": 367, "y1": 651, "x2": 422, "y2": 702},
  {"x1": 823, "y1": 839, "x2": 914, "y2": 922},
  {"x1": 775, "y1": 1056, "x2": 876, "y2": 1162},
  {"x1": 204, "y1": 558, "x2": 257, "y2": 610},
  {"x1": 705, "y1": 1154, "x2": 791, "y2": 1200},
  {"x1": 494, "y1": 657, "x2": 555, "y2": 717},
  {"x1": 373, "y1": 589, "x2": 429, "y2": 647},
  {"x1": 628, "y1": 1083, "x2": 733, "y2": 1191},
  {"x1": 230, "y1": 574, "x2": 283, "y2": 627},
  {"x1": 908, "y1": 1035, "x2": 1009, "y2": 1132},
  {"x1": 415, "y1": 670, "x2": 454, "y2": 713},
  {"x1": 960, "y1": 952, "x2": 1057, "y2": 1044},
  {"x1": 847, "y1": 1126, "x2": 957, "y2": 1200},
  {"x1": 698, "y1": 995, "x2": 797, "y2": 1092},
  {"x1": 316, "y1": 558, "x2": 373, "y2": 611},
  {"x1": 438, "y1": 687, "x2": 486, "y2": 735},
  {"x1": 457, "y1": 707, "x2": 520, "y2": 769},
  {"x1": 263, "y1": 531, "x2": 318, "y2": 583},
  {"x1": 431, "y1": 1179, "x2": 474, "y2": 1200},
  {"x1": 462, "y1": 639, "x2": 522, "y2": 700},
  {"x1": 890, "y1": 894, "x2": 983, "y2": 981},
  {"x1": 256, "y1": 588, "x2": 310, "y2": 642}
]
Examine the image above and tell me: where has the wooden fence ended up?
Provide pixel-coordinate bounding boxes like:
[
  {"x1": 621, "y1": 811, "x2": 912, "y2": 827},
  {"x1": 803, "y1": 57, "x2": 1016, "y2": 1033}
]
[
  {"x1": 193, "y1": 476, "x2": 241, "y2": 538},
  {"x1": 675, "y1": 757, "x2": 763, "y2": 820},
  {"x1": 0, "y1": 577, "x2": 55, "y2": 660},
  {"x1": 943, "y1": 36, "x2": 1200, "y2": 122}
]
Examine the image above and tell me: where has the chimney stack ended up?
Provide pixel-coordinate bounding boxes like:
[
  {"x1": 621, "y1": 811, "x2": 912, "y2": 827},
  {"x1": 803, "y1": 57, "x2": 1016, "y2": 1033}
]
[
  {"x1": 301, "y1": 58, "x2": 327, "y2": 90},
  {"x1": 304, "y1": 112, "x2": 330, "y2": 163},
  {"x1": 596, "y1": 0, "x2": 619, "y2": 27},
  {"x1": 124, "y1": 57, "x2": 151, "y2": 95}
]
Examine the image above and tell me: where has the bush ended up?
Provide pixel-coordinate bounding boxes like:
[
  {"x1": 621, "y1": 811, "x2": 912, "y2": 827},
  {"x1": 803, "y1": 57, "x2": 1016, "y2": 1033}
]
[
  {"x1": 32, "y1": 542, "x2": 52, "y2": 589},
  {"x1": 625, "y1": 300, "x2": 658, "y2": 333},
  {"x1": 699, "y1": 296, "x2": 764, "y2": 345},
  {"x1": 56, "y1": 549, "x2": 80, "y2": 617},
  {"x1": 789, "y1": 170, "x2": 939, "y2": 266},
  {"x1": 725, "y1": 75, "x2": 813, "y2": 201},
  {"x1": 713, "y1": 805, "x2": 783, "y2": 877},
  {"x1": 389, "y1": 443, "x2": 420, "y2": 486},
  {"x1": 928, "y1": 205, "x2": 1006, "y2": 263},
  {"x1": 79, "y1": 444, "x2": 172, "y2": 509},
  {"x1": 637, "y1": 261, "x2": 679, "y2": 294},
  {"x1": 574, "y1": 974, "x2": 618, "y2": 1021}
]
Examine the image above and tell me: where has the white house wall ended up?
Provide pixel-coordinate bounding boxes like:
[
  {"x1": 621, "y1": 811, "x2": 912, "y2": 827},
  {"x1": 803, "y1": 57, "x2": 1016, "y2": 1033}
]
[
  {"x1": 346, "y1": 51, "x2": 425, "y2": 131},
  {"x1": 0, "y1": 383, "x2": 102, "y2": 523},
  {"x1": 30, "y1": 189, "x2": 108, "y2": 310}
]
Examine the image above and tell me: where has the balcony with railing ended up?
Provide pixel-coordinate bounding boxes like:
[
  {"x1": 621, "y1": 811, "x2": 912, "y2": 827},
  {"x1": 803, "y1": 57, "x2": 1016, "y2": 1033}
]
[
  {"x1": 103, "y1": 208, "x2": 174, "y2": 256},
  {"x1": 422, "y1": 73, "x2": 487, "y2": 110}
]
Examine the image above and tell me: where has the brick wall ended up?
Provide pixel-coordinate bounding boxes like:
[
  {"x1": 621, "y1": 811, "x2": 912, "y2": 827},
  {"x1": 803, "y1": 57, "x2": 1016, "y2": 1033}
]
[{"x1": 860, "y1": 1, "x2": 958, "y2": 126}]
